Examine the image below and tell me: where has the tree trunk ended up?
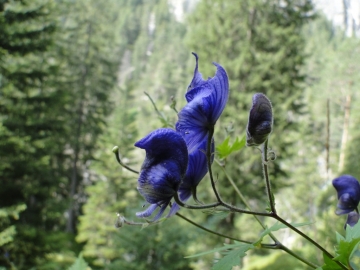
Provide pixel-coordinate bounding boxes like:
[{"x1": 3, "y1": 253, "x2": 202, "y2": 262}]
[{"x1": 338, "y1": 94, "x2": 351, "y2": 173}]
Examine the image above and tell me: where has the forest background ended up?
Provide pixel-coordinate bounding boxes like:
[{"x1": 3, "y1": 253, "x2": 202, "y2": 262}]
[{"x1": 1, "y1": 0, "x2": 360, "y2": 269}]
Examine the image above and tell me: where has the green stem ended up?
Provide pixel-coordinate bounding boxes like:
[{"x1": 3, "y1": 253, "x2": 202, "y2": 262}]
[
  {"x1": 206, "y1": 127, "x2": 272, "y2": 217},
  {"x1": 174, "y1": 192, "x2": 221, "y2": 210},
  {"x1": 206, "y1": 126, "x2": 223, "y2": 202},
  {"x1": 259, "y1": 142, "x2": 344, "y2": 268},
  {"x1": 113, "y1": 147, "x2": 139, "y2": 174},
  {"x1": 144, "y1": 91, "x2": 173, "y2": 127},
  {"x1": 261, "y1": 140, "x2": 276, "y2": 214},
  {"x1": 175, "y1": 213, "x2": 277, "y2": 249},
  {"x1": 278, "y1": 244, "x2": 318, "y2": 269},
  {"x1": 216, "y1": 160, "x2": 269, "y2": 231},
  {"x1": 176, "y1": 213, "x2": 251, "y2": 244}
]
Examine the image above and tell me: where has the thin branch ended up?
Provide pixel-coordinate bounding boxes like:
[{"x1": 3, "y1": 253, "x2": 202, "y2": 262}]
[
  {"x1": 206, "y1": 127, "x2": 272, "y2": 217},
  {"x1": 112, "y1": 146, "x2": 139, "y2": 174},
  {"x1": 261, "y1": 140, "x2": 276, "y2": 214},
  {"x1": 173, "y1": 192, "x2": 221, "y2": 210},
  {"x1": 207, "y1": 126, "x2": 223, "y2": 202},
  {"x1": 144, "y1": 91, "x2": 173, "y2": 127},
  {"x1": 176, "y1": 213, "x2": 251, "y2": 244}
]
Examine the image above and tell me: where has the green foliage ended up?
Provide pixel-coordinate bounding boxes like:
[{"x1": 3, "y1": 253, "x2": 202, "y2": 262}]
[
  {"x1": 334, "y1": 222, "x2": 360, "y2": 269},
  {"x1": 68, "y1": 253, "x2": 90, "y2": 270},
  {"x1": 255, "y1": 221, "x2": 313, "y2": 246},
  {"x1": 0, "y1": 204, "x2": 26, "y2": 247},
  {"x1": 212, "y1": 244, "x2": 254, "y2": 270},
  {"x1": 245, "y1": 252, "x2": 313, "y2": 270},
  {"x1": 216, "y1": 135, "x2": 246, "y2": 160}
]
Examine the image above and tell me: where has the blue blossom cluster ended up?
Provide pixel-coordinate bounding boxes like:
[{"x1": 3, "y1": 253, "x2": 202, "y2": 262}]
[
  {"x1": 134, "y1": 53, "x2": 229, "y2": 220},
  {"x1": 332, "y1": 175, "x2": 360, "y2": 227},
  {"x1": 133, "y1": 53, "x2": 276, "y2": 221}
]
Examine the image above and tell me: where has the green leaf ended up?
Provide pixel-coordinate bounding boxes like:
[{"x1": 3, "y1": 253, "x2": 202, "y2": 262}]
[
  {"x1": 336, "y1": 232, "x2": 345, "y2": 244},
  {"x1": 254, "y1": 221, "x2": 313, "y2": 246},
  {"x1": 321, "y1": 252, "x2": 343, "y2": 270},
  {"x1": 345, "y1": 220, "x2": 360, "y2": 241},
  {"x1": 212, "y1": 244, "x2": 254, "y2": 270},
  {"x1": 216, "y1": 135, "x2": 246, "y2": 159},
  {"x1": 185, "y1": 241, "x2": 251, "y2": 259},
  {"x1": 333, "y1": 221, "x2": 360, "y2": 267},
  {"x1": 185, "y1": 243, "x2": 240, "y2": 258},
  {"x1": 334, "y1": 237, "x2": 360, "y2": 266},
  {"x1": 68, "y1": 253, "x2": 89, "y2": 270}
]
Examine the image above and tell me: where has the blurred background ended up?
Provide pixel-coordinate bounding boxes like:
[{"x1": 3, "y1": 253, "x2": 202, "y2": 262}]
[{"x1": 1, "y1": 0, "x2": 360, "y2": 269}]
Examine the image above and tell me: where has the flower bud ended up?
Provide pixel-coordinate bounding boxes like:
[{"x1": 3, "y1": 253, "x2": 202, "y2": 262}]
[
  {"x1": 332, "y1": 175, "x2": 360, "y2": 228},
  {"x1": 246, "y1": 93, "x2": 273, "y2": 147}
]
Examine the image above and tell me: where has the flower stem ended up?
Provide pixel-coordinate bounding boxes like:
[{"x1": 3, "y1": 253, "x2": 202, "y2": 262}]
[
  {"x1": 278, "y1": 243, "x2": 318, "y2": 269},
  {"x1": 173, "y1": 192, "x2": 221, "y2": 210},
  {"x1": 112, "y1": 146, "x2": 139, "y2": 174},
  {"x1": 144, "y1": 91, "x2": 173, "y2": 128},
  {"x1": 207, "y1": 126, "x2": 223, "y2": 202},
  {"x1": 206, "y1": 126, "x2": 273, "y2": 217},
  {"x1": 261, "y1": 140, "x2": 276, "y2": 214},
  {"x1": 176, "y1": 213, "x2": 251, "y2": 244},
  {"x1": 175, "y1": 212, "x2": 278, "y2": 249}
]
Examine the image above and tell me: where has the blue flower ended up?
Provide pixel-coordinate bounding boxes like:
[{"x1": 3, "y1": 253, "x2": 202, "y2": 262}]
[
  {"x1": 134, "y1": 128, "x2": 188, "y2": 220},
  {"x1": 176, "y1": 53, "x2": 229, "y2": 153},
  {"x1": 246, "y1": 93, "x2": 273, "y2": 147},
  {"x1": 332, "y1": 175, "x2": 360, "y2": 227},
  {"x1": 172, "y1": 53, "x2": 228, "y2": 210}
]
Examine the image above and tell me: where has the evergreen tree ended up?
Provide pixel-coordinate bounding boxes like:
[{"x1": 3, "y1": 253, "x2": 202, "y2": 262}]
[
  {"x1": 55, "y1": 0, "x2": 121, "y2": 234},
  {"x1": 0, "y1": 0, "x2": 70, "y2": 267}
]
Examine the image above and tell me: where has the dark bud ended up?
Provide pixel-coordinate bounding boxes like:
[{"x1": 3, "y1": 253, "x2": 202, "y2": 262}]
[{"x1": 246, "y1": 93, "x2": 273, "y2": 147}]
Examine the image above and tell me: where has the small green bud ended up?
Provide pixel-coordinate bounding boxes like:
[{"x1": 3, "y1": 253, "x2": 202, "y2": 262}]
[{"x1": 112, "y1": 146, "x2": 119, "y2": 154}]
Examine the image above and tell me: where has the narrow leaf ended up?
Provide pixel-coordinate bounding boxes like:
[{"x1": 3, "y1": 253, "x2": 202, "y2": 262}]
[{"x1": 212, "y1": 244, "x2": 254, "y2": 270}]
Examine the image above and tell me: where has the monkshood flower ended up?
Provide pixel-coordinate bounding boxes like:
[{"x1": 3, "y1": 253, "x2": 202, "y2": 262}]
[
  {"x1": 332, "y1": 175, "x2": 360, "y2": 227},
  {"x1": 173, "y1": 53, "x2": 228, "y2": 210},
  {"x1": 176, "y1": 53, "x2": 229, "y2": 153},
  {"x1": 246, "y1": 93, "x2": 273, "y2": 147},
  {"x1": 134, "y1": 128, "x2": 188, "y2": 221}
]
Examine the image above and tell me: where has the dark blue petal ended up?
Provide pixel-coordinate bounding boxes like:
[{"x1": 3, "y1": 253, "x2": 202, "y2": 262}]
[
  {"x1": 167, "y1": 202, "x2": 183, "y2": 217},
  {"x1": 176, "y1": 54, "x2": 229, "y2": 150},
  {"x1": 185, "y1": 55, "x2": 229, "y2": 125},
  {"x1": 333, "y1": 175, "x2": 360, "y2": 214},
  {"x1": 136, "y1": 204, "x2": 158, "y2": 218},
  {"x1": 346, "y1": 211, "x2": 360, "y2": 227},
  {"x1": 181, "y1": 139, "x2": 214, "y2": 190},
  {"x1": 187, "y1": 52, "x2": 206, "y2": 89},
  {"x1": 169, "y1": 139, "x2": 215, "y2": 216},
  {"x1": 176, "y1": 107, "x2": 208, "y2": 153},
  {"x1": 135, "y1": 128, "x2": 188, "y2": 174},
  {"x1": 137, "y1": 162, "x2": 182, "y2": 204},
  {"x1": 246, "y1": 93, "x2": 273, "y2": 147},
  {"x1": 134, "y1": 128, "x2": 188, "y2": 220}
]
